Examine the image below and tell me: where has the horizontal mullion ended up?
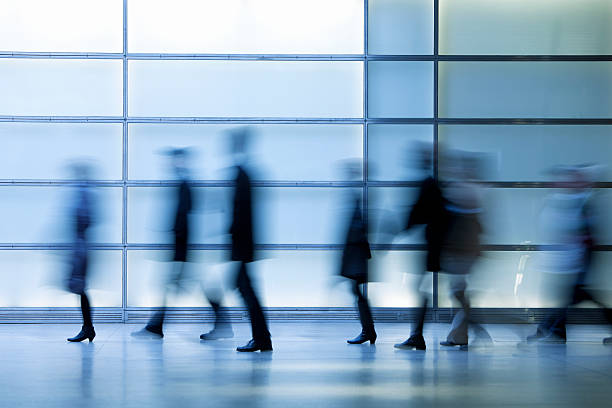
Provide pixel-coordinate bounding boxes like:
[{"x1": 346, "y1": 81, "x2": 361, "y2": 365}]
[
  {"x1": 436, "y1": 118, "x2": 612, "y2": 125},
  {"x1": 0, "y1": 116, "x2": 124, "y2": 123},
  {"x1": 3, "y1": 53, "x2": 611, "y2": 61},
  {"x1": 0, "y1": 52, "x2": 123, "y2": 59},
  {"x1": 0, "y1": 243, "x2": 610, "y2": 251},
  {"x1": 128, "y1": 53, "x2": 365, "y2": 61},
  {"x1": 129, "y1": 117, "x2": 363, "y2": 124}
]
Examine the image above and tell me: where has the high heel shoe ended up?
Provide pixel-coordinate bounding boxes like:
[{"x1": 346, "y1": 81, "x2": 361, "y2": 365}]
[
  {"x1": 68, "y1": 325, "x2": 96, "y2": 342},
  {"x1": 347, "y1": 331, "x2": 376, "y2": 345}
]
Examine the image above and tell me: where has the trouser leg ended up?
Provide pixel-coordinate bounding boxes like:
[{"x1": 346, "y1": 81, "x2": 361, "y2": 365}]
[
  {"x1": 412, "y1": 273, "x2": 428, "y2": 336},
  {"x1": 236, "y1": 262, "x2": 270, "y2": 344},
  {"x1": 352, "y1": 282, "x2": 375, "y2": 336},
  {"x1": 446, "y1": 275, "x2": 469, "y2": 344},
  {"x1": 80, "y1": 293, "x2": 93, "y2": 328}
]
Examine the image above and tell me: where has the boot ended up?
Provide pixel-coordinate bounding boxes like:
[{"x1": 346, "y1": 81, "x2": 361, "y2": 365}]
[
  {"x1": 347, "y1": 331, "x2": 376, "y2": 345},
  {"x1": 67, "y1": 325, "x2": 95, "y2": 342},
  {"x1": 394, "y1": 334, "x2": 426, "y2": 350}
]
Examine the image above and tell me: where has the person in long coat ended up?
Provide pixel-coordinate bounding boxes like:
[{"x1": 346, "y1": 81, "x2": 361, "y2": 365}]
[
  {"x1": 340, "y1": 162, "x2": 376, "y2": 345},
  {"x1": 230, "y1": 128, "x2": 272, "y2": 352},
  {"x1": 67, "y1": 164, "x2": 96, "y2": 342},
  {"x1": 394, "y1": 143, "x2": 447, "y2": 350}
]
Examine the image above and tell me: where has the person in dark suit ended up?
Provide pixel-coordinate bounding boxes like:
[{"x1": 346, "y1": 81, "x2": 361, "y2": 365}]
[
  {"x1": 340, "y1": 161, "x2": 376, "y2": 345},
  {"x1": 67, "y1": 164, "x2": 96, "y2": 342},
  {"x1": 132, "y1": 149, "x2": 232, "y2": 339},
  {"x1": 230, "y1": 128, "x2": 272, "y2": 352},
  {"x1": 394, "y1": 143, "x2": 447, "y2": 351}
]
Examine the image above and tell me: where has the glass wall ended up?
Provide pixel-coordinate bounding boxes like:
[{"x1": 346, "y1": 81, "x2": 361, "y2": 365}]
[{"x1": 1, "y1": 0, "x2": 610, "y2": 317}]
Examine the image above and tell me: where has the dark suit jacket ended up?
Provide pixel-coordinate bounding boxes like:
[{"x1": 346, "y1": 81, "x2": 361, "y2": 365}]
[
  {"x1": 173, "y1": 179, "x2": 193, "y2": 262},
  {"x1": 230, "y1": 166, "x2": 255, "y2": 263},
  {"x1": 406, "y1": 177, "x2": 448, "y2": 272},
  {"x1": 340, "y1": 197, "x2": 371, "y2": 283}
]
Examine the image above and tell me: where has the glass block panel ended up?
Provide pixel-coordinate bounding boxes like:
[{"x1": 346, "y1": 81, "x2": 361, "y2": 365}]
[
  {"x1": 128, "y1": 60, "x2": 363, "y2": 118},
  {"x1": 440, "y1": 0, "x2": 612, "y2": 55},
  {"x1": 439, "y1": 62, "x2": 612, "y2": 118},
  {"x1": 0, "y1": 59, "x2": 123, "y2": 117},
  {"x1": 368, "y1": 250, "x2": 431, "y2": 307},
  {"x1": 368, "y1": 187, "x2": 423, "y2": 245},
  {"x1": 0, "y1": 123, "x2": 122, "y2": 180},
  {"x1": 368, "y1": 0, "x2": 433, "y2": 55},
  {"x1": 128, "y1": 124, "x2": 363, "y2": 181},
  {"x1": 367, "y1": 124, "x2": 433, "y2": 181},
  {"x1": 439, "y1": 125, "x2": 612, "y2": 182},
  {"x1": 0, "y1": 0, "x2": 123, "y2": 53},
  {"x1": 368, "y1": 61, "x2": 433, "y2": 118},
  {"x1": 0, "y1": 187, "x2": 122, "y2": 244},
  {"x1": 127, "y1": 250, "x2": 354, "y2": 307},
  {"x1": 0, "y1": 250, "x2": 122, "y2": 307},
  {"x1": 128, "y1": 0, "x2": 363, "y2": 54}
]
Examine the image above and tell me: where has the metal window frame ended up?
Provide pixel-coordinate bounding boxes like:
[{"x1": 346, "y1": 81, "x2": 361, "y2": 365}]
[{"x1": 0, "y1": 0, "x2": 611, "y2": 323}]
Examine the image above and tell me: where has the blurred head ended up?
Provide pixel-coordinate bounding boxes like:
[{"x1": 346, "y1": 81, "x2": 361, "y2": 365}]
[
  {"x1": 228, "y1": 126, "x2": 252, "y2": 163},
  {"x1": 407, "y1": 141, "x2": 433, "y2": 172},
  {"x1": 340, "y1": 159, "x2": 362, "y2": 181},
  {"x1": 70, "y1": 161, "x2": 92, "y2": 181}
]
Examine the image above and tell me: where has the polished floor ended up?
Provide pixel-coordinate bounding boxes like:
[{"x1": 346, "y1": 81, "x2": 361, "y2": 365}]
[{"x1": 0, "y1": 322, "x2": 611, "y2": 407}]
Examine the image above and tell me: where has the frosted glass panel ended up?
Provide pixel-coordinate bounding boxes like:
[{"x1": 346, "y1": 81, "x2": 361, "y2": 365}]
[
  {"x1": 128, "y1": 0, "x2": 363, "y2": 54},
  {"x1": 368, "y1": 250, "x2": 431, "y2": 307},
  {"x1": 127, "y1": 187, "x2": 232, "y2": 245},
  {"x1": 478, "y1": 189, "x2": 612, "y2": 245},
  {"x1": 127, "y1": 250, "x2": 354, "y2": 307},
  {"x1": 0, "y1": 0, "x2": 123, "y2": 53},
  {"x1": 0, "y1": 123, "x2": 122, "y2": 180},
  {"x1": 0, "y1": 250, "x2": 122, "y2": 307},
  {"x1": 0, "y1": 187, "x2": 122, "y2": 244},
  {"x1": 368, "y1": 0, "x2": 433, "y2": 54},
  {"x1": 129, "y1": 124, "x2": 363, "y2": 181},
  {"x1": 439, "y1": 125, "x2": 612, "y2": 182},
  {"x1": 0, "y1": 59, "x2": 123, "y2": 116},
  {"x1": 440, "y1": 0, "x2": 612, "y2": 55},
  {"x1": 367, "y1": 125, "x2": 433, "y2": 181},
  {"x1": 128, "y1": 60, "x2": 363, "y2": 118},
  {"x1": 368, "y1": 61, "x2": 433, "y2": 118},
  {"x1": 368, "y1": 187, "x2": 423, "y2": 245},
  {"x1": 439, "y1": 62, "x2": 612, "y2": 118},
  {"x1": 438, "y1": 251, "x2": 612, "y2": 308},
  {"x1": 129, "y1": 187, "x2": 359, "y2": 245}
]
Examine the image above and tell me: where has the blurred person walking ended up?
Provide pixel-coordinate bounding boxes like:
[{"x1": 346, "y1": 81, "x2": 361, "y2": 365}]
[
  {"x1": 66, "y1": 164, "x2": 96, "y2": 342},
  {"x1": 132, "y1": 149, "x2": 232, "y2": 339},
  {"x1": 229, "y1": 128, "x2": 272, "y2": 352},
  {"x1": 439, "y1": 153, "x2": 491, "y2": 349},
  {"x1": 527, "y1": 165, "x2": 612, "y2": 345},
  {"x1": 394, "y1": 143, "x2": 448, "y2": 351},
  {"x1": 340, "y1": 161, "x2": 376, "y2": 345}
]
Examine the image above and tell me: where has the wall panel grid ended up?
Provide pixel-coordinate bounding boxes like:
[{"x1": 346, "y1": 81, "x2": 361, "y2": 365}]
[{"x1": 0, "y1": 0, "x2": 611, "y2": 321}]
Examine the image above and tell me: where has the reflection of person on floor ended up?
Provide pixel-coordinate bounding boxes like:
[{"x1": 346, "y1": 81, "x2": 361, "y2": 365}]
[
  {"x1": 340, "y1": 160, "x2": 376, "y2": 345},
  {"x1": 229, "y1": 128, "x2": 272, "y2": 352},
  {"x1": 394, "y1": 142, "x2": 447, "y2": 351},
  {"x1": 527, "y1": 165, "x2": 612, "y2": 345},
  {"x1": 66, "y1": 163, "x2": 96, "y2": 342},
  {"x1": 132, "y1": 148, "x2": 232, "y2": 339},
  {"x1": 439, "y1": 153, "x2": 491, "y2": 349}
]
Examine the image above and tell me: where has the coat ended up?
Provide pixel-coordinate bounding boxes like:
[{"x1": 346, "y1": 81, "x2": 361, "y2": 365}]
[
  {"x1": 340, "y1": 197, "x2": 371, "y2": 283},
  {"x1": 230, "y1": 166, "x2": 255, "y2": 263},
  {"x1": 66, "y1": 185, "x2": 92, "y2": 294},
  {"x1": 406, "y1": 177, "x2": 448, "y2": 272},
  {"x1": 173, "y1": 179, "x2": 193, "y2": 262}
]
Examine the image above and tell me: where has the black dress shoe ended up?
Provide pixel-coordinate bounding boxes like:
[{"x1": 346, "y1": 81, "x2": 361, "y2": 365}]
[
  {"x1": 440, "y1": 340, "x2": 468, "y2": 349},
  {"x1": 236, "y1": 339, "x2": 273, "y2": 352},
  {"x1": 200, "y1": 326, "x2": 234, "y2": 340},
  {"x1": 394, "y1": 334, "x2": 426, "y2": 350},
  {"x1": 603, "y1": 337, "x2": 612, "y2": 345},
  {"x1": 131, "y1": 326, "x2": 163, "y2": 339},
  {"x1": 347, "y1": 331, "x2": 376, "y2": 345},
  {"x1": 68, "y1": 325, "x2": 96, "y2": 342}
]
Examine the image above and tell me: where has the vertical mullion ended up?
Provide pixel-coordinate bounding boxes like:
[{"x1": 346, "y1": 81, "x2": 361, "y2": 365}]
[
  {"x1": 432, "y1": 0, "x2": 440, "y2": 319},
  {"x1": 121, "y1": 0, "x2": 128, "y2": 322},
  {"x1": 363, "y1": 0, "x2": 369, "y2": 301}
]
